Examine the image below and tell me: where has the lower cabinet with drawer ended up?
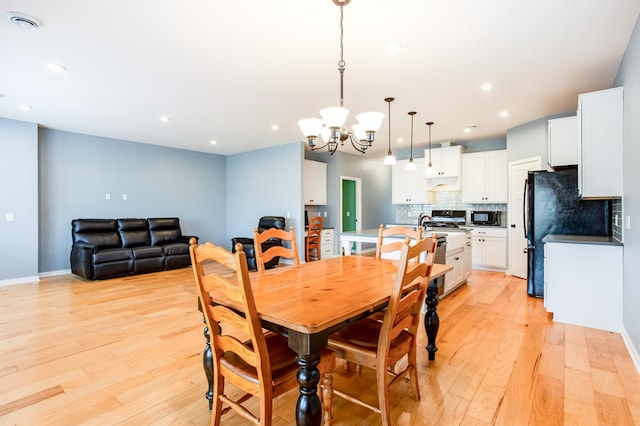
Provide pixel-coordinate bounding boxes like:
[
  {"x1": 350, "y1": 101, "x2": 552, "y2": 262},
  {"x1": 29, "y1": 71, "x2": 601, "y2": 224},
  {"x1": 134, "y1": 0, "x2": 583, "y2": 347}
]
[
  {"x1": 471, "y1": 227, "x2": 507, "y2": 270},
  {"x1": 320, "y1": 229, "x2": 334, "y2": 258}
]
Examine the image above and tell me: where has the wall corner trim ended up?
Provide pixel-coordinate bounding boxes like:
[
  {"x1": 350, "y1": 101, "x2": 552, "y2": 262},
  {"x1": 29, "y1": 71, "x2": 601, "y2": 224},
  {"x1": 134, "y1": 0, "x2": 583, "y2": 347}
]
[{"x1": 621, "y1": 327, "x2": 640, "y2": 375}]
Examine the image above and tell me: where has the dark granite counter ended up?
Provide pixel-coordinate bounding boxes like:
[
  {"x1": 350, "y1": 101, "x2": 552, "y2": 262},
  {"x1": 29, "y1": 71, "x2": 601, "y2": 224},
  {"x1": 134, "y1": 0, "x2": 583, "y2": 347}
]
[{"x1": 542, "y1": 234, "x2": 623, "y2": 246}]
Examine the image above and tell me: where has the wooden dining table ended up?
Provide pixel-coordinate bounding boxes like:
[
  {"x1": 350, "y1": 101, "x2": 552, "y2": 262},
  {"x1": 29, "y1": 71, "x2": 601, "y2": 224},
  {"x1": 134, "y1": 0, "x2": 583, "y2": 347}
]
[{"x1": 200, "y1": 255, "x2": 451, "y2": 426}]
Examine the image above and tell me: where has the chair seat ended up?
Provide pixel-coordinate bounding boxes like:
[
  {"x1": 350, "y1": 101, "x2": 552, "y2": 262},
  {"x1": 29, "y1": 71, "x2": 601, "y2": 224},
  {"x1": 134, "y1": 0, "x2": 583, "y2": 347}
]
[
  {"x1": 329, "y1": 318, "x2": 413, "y2": 355},
  {"x1": 222, "y1": 333, "x2": 335, "y2": 388}
]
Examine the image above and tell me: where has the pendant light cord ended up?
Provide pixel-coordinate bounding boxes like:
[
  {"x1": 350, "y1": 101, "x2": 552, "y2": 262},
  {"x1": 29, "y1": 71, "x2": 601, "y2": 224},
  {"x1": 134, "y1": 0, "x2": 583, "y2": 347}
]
[
  {"x1": 408, "y1": 111, "x2": 417, "y2": 161},
  {"x1": 338, "y1": 6, "x2": 345, "y2": 108}
]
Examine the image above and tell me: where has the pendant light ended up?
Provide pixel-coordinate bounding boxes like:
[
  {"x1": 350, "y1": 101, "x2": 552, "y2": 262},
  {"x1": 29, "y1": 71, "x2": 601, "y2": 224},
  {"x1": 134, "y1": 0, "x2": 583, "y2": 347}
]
[
  {"x1": 382, "y1": 97, "x2": 396, "y2": 165},
  {"x1": 425, "y1": 121, "x2": 437, "y2": 176},
  {"x1": 405, "y1": 111, "x2": 417, "y2": 171}
]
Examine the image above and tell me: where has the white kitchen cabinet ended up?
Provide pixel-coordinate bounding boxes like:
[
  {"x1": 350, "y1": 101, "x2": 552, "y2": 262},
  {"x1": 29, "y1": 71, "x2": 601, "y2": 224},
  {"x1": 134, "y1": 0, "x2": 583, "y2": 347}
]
[
  {"x1": 544, "y1": 240, "x2": 622, "y2": 332},
  {"x1": 463, "y1": 235, "x2": 472, "y2": 281},
  {"x1": 471, "y1": 227, "x2": 507, "y2": 270},
  {"x1": 320, "y1": 228, "x2": 334, "y2": 258},
  {"x1": 461, "y1": 150, "x2": 507, "y2": 203},
  {"x1": 547, "y1": 116, "x2": 578, "y2": 168},
  {"x1": 577, "y1": 87, "x2": 623, "y2": 198},
  {"x1": 444, "y1": 248, "x2": 464, "y2": 294},
  {"x1": 425, "y1": 145, "x2": 463, "y2": 178},
  {"x1": 304, "y1": 160, "x2": 327, "y2": 205},
  {"x1": 392, "y1": 159, "x2": 427, "y2": 204}
]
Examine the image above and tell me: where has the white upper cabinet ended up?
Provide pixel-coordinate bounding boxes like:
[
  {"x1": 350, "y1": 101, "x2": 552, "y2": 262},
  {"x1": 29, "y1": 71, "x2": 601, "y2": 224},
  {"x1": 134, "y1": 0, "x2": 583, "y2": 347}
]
[
  {"x1": 392, "y1": 159, "x2": 427, "y2": 204},
  {"x1": 577, "y1": 87, "x2": 623, "y2": 199},
  {"x1": 303, "y1": 159, "x2": 327, "y2": 205},
  {"x1": 426, "y1": 146, "x2": 463, "y2": 178},
  {"x1": 461, "y1": 150, "x2": 507, "y2": 203},
  {"x1": 547, "y1": 116, "x2": 579, "y2": 168}
]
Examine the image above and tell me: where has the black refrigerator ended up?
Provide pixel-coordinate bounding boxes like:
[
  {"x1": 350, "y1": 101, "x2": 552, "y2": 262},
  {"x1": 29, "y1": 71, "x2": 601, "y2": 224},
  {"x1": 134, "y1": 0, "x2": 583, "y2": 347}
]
[{"x1": 525, "y1": 167, "x2": 611, "y2": 298}]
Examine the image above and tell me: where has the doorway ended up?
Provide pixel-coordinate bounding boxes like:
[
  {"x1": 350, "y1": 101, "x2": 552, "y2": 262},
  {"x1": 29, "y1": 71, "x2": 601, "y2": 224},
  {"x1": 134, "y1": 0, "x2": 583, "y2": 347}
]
[
  {"x1": 507, "y1": 156, "x2": 541, "y2": 278},
  {"x1": 340, "y1": 176, "x2": 362, "y2": 253}
]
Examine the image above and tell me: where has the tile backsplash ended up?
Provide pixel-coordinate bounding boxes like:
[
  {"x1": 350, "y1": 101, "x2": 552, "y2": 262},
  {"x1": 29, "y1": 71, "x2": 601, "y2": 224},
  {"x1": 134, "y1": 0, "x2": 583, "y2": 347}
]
[
  {"x1": 612, "y1": 198, "x2": 623, "y2": 242},
  {"x1": 395, "y1": 191, "x2": 507, "y2": 225}
]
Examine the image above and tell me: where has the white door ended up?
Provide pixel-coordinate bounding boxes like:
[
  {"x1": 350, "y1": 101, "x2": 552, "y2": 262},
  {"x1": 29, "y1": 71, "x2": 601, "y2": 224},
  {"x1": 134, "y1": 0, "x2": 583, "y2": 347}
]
[{"x1": 507, "y1": 157, "x2": 541, "y2": 278}]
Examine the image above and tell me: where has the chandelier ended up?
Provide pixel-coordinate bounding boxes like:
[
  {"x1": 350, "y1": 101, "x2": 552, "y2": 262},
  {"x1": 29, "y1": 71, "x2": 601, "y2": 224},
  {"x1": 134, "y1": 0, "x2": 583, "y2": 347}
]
[{"x1": 297, "y1": 0, "x2": 384, "y2": 155}]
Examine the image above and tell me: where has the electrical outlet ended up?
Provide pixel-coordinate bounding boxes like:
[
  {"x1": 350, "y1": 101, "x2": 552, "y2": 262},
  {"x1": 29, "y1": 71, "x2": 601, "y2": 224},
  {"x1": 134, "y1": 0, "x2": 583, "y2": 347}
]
[
  {"x1": 626, "y1": 215, "x2": 631, "y2": 230},
  {"x1": 105, "y1": 193, "x2": 111, "y2": 200},
  {"x1": 6, "y1": 213, "x2": 13, "y2": 222},
  {"x1": 122, "y1": 193, "x2": 127, "y2": 201},
  {"x1": 324, "y1": 211, "x2": 327, "y2": 217}
]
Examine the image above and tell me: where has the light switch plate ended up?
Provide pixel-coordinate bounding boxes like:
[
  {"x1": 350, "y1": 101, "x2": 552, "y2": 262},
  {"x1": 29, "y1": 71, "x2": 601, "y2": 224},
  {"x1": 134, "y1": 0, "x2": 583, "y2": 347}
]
[{"x1": 6, "y1": 213, "x2": 13, "y2": 222}]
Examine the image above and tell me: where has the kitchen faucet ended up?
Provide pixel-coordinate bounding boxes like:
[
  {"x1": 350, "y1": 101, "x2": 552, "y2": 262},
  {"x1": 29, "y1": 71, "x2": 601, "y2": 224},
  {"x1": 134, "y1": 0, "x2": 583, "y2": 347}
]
[{"x1": 418, "y1": 213, "x2": 432, "y2": 227}]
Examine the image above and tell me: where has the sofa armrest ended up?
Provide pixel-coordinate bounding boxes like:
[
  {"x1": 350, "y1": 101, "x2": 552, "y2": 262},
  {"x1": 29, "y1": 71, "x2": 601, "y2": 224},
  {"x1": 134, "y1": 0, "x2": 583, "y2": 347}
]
[
  {"x1": 70, "y1": 243, "x2": 98, "y2": 280},
  {"x1": 178, "y1": 235, "x2": 198, "y2": 245}
]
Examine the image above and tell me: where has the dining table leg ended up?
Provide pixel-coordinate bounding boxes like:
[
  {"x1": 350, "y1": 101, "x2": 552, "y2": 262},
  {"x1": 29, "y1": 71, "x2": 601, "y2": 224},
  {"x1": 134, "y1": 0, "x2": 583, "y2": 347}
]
[
  {"x1": 289, "y1": 330, "x2": 325, "y2": 426},
  {"x1": 424, "y1": 281, "x2": 439, "y2": 360},
  {"x1": 296, "y1": 353, "x2": 322, "y2": 426}
]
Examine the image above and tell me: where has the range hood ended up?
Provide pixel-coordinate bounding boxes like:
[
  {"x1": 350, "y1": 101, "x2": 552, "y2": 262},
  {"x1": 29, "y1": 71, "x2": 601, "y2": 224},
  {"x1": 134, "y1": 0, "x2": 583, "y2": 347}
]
[{"x1": 427, "y1": 176, "x2": 460, "y2": 191}]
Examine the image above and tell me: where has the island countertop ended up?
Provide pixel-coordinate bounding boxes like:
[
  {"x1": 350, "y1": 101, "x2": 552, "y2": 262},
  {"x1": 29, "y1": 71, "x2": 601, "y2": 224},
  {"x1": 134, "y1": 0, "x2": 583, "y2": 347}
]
[{"x1": 542, "y1": 234, "x2": 623, "y2": 246}]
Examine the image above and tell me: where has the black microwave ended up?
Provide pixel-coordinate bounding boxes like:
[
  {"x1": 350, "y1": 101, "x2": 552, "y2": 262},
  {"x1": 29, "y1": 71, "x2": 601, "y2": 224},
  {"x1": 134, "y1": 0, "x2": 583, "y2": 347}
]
[{"x1": 471, "y1": 210, "x2": 501, "y2": 226}]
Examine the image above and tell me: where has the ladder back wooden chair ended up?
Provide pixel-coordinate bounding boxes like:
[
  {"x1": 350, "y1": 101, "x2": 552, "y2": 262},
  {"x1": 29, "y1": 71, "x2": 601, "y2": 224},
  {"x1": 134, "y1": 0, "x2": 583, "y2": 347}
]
[
  {"x1": 376, "y1": 224, "x2": 423, "y2": 260},
  {"x1": 189, "y1": 239, "x2": 335, "y2": 426},
  {"x1": 327, "y1": 235, "x2": 437, "y2": 426},
  {"x1": 305, "y1": 216, "x2": 323, "y2": 262},
  {"x1": 254, "y1": 226, "x2": 300, "y2": 273}
]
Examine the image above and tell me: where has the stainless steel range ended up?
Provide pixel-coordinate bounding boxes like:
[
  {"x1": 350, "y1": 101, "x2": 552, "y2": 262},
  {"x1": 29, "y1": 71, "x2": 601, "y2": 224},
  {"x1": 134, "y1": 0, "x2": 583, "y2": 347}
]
[{"x1": 419, "y1": 210, "x2": 471, "y2": 297}]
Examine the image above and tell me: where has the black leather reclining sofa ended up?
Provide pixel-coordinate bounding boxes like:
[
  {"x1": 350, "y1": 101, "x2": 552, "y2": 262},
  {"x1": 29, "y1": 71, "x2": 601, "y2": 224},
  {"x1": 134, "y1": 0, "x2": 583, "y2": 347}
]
[{"x1": 70, "y1": 217, "x2": 198, "y2": 280}]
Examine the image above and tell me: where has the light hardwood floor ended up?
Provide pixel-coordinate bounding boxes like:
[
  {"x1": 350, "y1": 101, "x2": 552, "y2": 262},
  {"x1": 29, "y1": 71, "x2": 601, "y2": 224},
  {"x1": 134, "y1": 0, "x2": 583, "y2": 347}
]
[{"x1": 1, "y1": 268, "x2": 639, "y2": 425}]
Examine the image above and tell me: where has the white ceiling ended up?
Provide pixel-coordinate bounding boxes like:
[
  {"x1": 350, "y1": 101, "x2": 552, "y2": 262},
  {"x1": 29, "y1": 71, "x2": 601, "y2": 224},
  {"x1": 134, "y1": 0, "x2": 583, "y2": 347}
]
[{"x1": 1, "y1": 0, "x2": 639, "y2": 158}]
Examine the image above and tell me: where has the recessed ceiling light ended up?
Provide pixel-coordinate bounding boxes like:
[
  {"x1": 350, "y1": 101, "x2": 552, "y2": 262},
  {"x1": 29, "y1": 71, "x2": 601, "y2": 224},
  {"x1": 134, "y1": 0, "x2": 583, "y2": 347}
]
[
  {"x1": 500, "y1": 110, "x2": 509, "y2": 117},
  {"x1": 396, "y1": 138, "x2": 403, "y2": 143},
  {"x1": 481, "y1": 82, "x2": 493, "y2": 91},
  {"x1": 210, "y1": 140, "x2": 217, "y2": 145},
  {"x1": 464, "y1": 124, "x2": 477, "y2": 133},
  {"x1": 47, "y1": 63, "x2": 66, "y2": 72},
  {"x1": 386, "y1": 42, "x2": 401, "y2": 54},
  {"x1": 464, "y1": 128, "x2": 471, "y2": 133},
  {"x1": 18, "y1": 104, "x2": 32, "y2": 111},
  {"x1": 271, "y1": 124, "x2": 279, "y2": 131},
  {"x1": 160, "y1": 116, "x2": 170, "y2": 122},
  {"x1": 6, "y1": 12, "x2": 42, "y2": 29}
]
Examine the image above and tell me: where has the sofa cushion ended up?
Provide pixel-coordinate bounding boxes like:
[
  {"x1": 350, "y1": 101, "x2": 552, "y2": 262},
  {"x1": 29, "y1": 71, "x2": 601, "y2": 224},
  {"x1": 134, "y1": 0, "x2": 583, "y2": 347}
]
[
  {"x1": 162, "y1": 243, "x2": 189, "y2": 256},
  {"x1": 117, "y1": 218, "x2": 151, "y2": 248},
  {"x1": 148, "y1": 217, "x2": 183, "y2": 246},
  {"x1": 72, "y1": 219, "x2": 121, "y2": 249},
  {"x1": 93, "y1": 248, "x2": 132, "y2": 264},
  {"x1": 132, "y1": 246, "x2": 164, "y2": 259}
]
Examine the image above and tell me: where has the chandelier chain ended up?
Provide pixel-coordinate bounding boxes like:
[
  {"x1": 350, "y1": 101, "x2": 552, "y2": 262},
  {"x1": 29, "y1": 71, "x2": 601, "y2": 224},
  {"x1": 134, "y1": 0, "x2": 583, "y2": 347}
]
[{"x1": 338, "y1": 5, "x2": 345, "y2": 107}]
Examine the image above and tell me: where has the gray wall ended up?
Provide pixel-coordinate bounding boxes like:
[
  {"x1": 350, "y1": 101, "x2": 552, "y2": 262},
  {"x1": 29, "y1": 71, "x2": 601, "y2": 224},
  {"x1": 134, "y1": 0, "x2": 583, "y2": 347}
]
[
  {"x1": 307, "y1": 151, "x2": 394, "y2": 233},
  {"x1": 0, "y1": 118, "x2": 39, "y2": 280},
  {"x1": 506, "y1": 117, "x2": 547, "y2": 164},
  {"x1": 38, "y1": 128, "x2": 227, "y2": 272},
  {"x1": 615, "y1": 14, "x2": 640, "y2": 364},
  {"x1": 226, "y1": 142, "x2": 304, "y2": 254}
]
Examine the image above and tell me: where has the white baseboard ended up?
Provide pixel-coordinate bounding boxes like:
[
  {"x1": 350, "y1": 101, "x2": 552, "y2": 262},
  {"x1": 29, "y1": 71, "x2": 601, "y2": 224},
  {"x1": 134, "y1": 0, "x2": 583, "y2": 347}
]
[
  {"x1": 39, "y1": 269, "x2": 71, "y2": 278},
  {"x1": 621, "y1": 327, "x2": 640, "y2": 375},
  {"x1": 0, "y1": 275, "x2": 40, "y2": 286}
]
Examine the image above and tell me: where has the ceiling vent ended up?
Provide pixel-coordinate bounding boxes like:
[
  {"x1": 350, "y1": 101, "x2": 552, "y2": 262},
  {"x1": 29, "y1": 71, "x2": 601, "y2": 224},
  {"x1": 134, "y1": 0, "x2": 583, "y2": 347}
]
[{"x1": 6, "y1": 12, "x2": 42, "y2": 29}]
